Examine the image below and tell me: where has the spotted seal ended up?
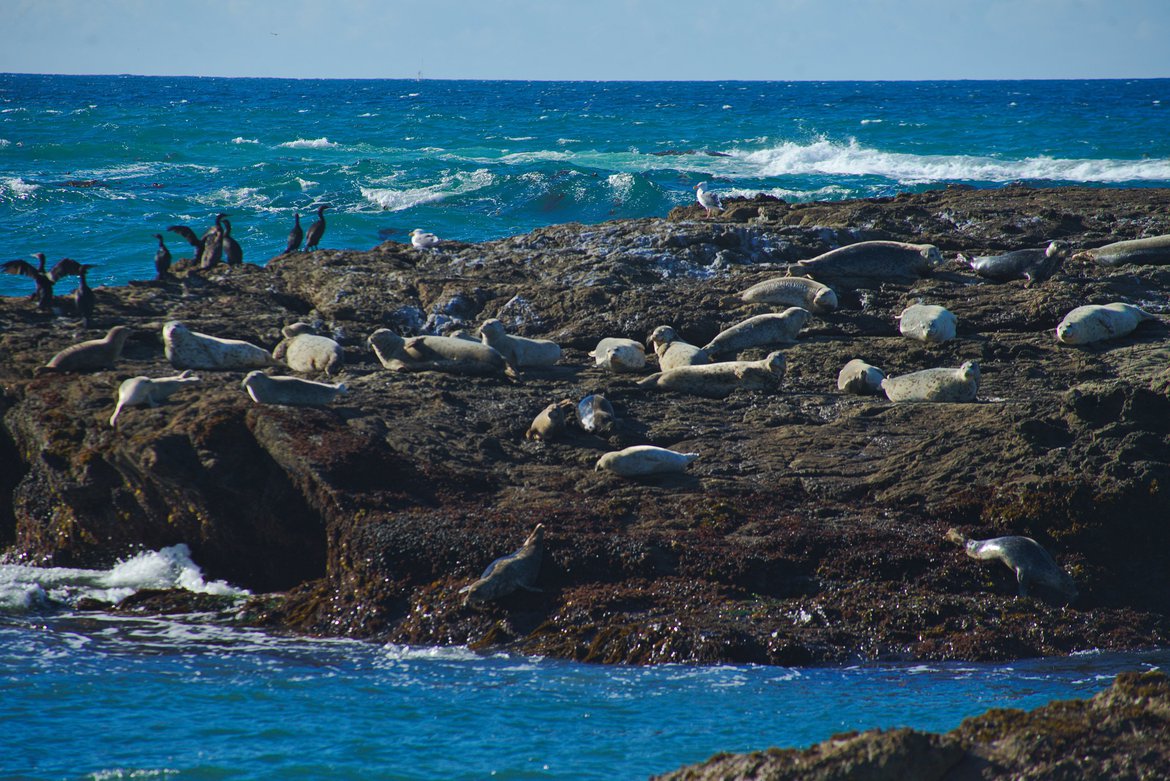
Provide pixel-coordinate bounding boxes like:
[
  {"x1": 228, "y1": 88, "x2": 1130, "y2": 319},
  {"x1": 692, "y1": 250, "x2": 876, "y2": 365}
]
[
  {"x1": 273, "y1": 323, "x2": 344, "y2": 376},
  {"x1": 738, "y1": 275, "x2": 838, "y2": 313},
  {"x1": 576, "y1": 394, "x2": 616, "y2": 434},
  {"x1": 589, "y1": 337, "x2": 646, "y2": 372},
  {"x1": 39, "y1": 325, "x2": 132, "y2": 374},
  {"x1": 367, "y1": 328, "x2": 514, "y2": 378},
  {"x1": 109, "y1": 370, "x2": 202, "y2": 427},
  {"x1": 637, "y1": 351, "x2": 785, "y2": 399},
  {"x1": 1055, "y1": 302, "x2": 1156, "y2": 345},
  {"x1": 964, "y1": 241, "x2": 1067, "y2": 284},
  {"x1": 788, "y1": 240, "x2": 942, "y2": 284},
  {"x1": 897, "y1": 303, "x2": 957, "y2": 343},
  {"x1": 595, "y1": 445, "x2": 699, "y2": 477},
  {"x1": 881, "y1": 361, "x2": 980, "y2": 403},
  {"x1": 241, "y1": 371, "x2": 347, "y2": 406},
  {"x1": 163, "y1": 321, "x2": 275, "y2": 371},
  {"x1": 945, "y1": 528, "x2": 1078, "y2": 604},
  {"x1": 836, "y1": 358, "x2": 886, "y2": 395},
  {"x1": 646, "y1": 326, "x2": 709, "y2": 371},
  {"x1": 460, "y1": 523, "x2": 544, "y2": 606},
  {"x1": 478, "y1": 318, "x2": 561, "y2": 368},
  {"x1": 525, "y1": 399, "x2": 575, "y2": 441},
  {"x1": 1075, "y1": 234, "x2": 1170, "y2": 267},
  {"x1": 702, "y1": 308, "x2": 811, "y2": 358}
]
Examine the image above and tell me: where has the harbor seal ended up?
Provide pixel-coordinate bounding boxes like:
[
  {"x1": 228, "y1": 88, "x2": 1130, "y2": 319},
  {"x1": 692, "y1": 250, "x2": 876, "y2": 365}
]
[
  {"x1": 738, "y1": 275, "x2": 838, "y2": 313},
  {"x1": 273, "y1": 323, "x2": 344, "y2": 376},
  {"x1": 836, "y1": 358, "x2": 886, "y2": 395},
  {"x1": 596, "y1": 445, "x2": 699, "y2": 477},
  {"x1": 109, "y1": 370, "x2": 201, "y2": 428},
  {"x1": 881, "y1": 361, "x2": 980, "y2": 403},
  {"x1": 702, "y1": 307, "x2": 811, "y2": 358},
  {"x1": 897, "y1": 303, "x2": 957, "y2": 343},
  {"x1": 1075, "y1": 234, "x2": 1170, "y2": 267},
  {"x1": 945, "y1": 528, "x2": 1078, "y2": 604},
  {"x1": 1055, "y1": 302, "x2": 1156, "y2": 345},
  {"x1": 241, "y1": 371, "x2": 347, "y2": 406},
  {"x1": 589, "y1": 337, "x2": 646, "y2": 372},
  {"x1": 964, "y1": 241, "x2": 1067, "y2": 284},
  {"x1": 788, "y1": 240, "x2": 943, "y2": 284},
  {"x1": 39, "y1": 326, "x2": 131, "y2": 373},
  {"x1": 460, "y1": 523, "x2": 544, "y2": 606},
  {"x1": 576, "y1": 394, "x2": 616, "y2": 434},
  {"x1": 478, "y1": 318, "x2": 561, "y2": 368},
  {"x1": 367, "y1": 328, "x2": 515, "y2": 378},
  {"x1": 525, "y1": 399, "x2": 575, "y2": 441},
  {"x1": 647, "y1": 326, "x2": 709, "y2": 371},
  {"x1": 637, "y1": 351, "x2": 785, "y2": 399},
  {"x1": 163, "y1": 321, "x2": 275, "y2": 371}
]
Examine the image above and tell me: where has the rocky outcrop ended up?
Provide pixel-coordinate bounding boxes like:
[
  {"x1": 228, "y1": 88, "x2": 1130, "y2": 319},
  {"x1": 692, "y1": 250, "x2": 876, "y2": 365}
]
[
  {"x1": 652, "y1": 670, "x2": 1170, "y2": 780},
  {"x1": 2, "y1": 185, "x2": 1169, "y2": 663}
]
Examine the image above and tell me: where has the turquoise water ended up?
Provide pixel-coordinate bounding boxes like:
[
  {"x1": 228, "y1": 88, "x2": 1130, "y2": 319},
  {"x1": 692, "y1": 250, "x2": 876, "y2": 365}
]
[{"x1": 2, "y1": 75, "x2": 1170, "y2": 294}]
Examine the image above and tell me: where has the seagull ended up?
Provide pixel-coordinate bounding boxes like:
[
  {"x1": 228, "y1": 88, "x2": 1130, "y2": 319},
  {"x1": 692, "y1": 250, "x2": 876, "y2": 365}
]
[
  {"x1": 410, "y1": 228, "x2": 440, "y2": 249},
  {"x1": 694, "y1": 181, "x2": 722, "y2": 217}
]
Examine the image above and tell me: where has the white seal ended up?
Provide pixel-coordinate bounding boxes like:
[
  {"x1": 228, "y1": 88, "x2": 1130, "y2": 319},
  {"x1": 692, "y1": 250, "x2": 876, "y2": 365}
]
[
  {"x1": 739, "y1": 276, "x2": 838, "y2": 313},
  {"x1": 637, "y1": 352, "x2": 785, "y2": 398},
  {"x1": 109, "y1": 370, "x2": 202, "y2": 428},
  {"x1": 703, "y1": 308, "x2": 811, "y2": 358},
  {"x1": 273, "y1": 323, "x2": 344, "y2": 376},
  {"x1": 595, "y1": 445, "x2": 699, "y2": 477},
  {"x1": 589, "y1": 337, "x2": 646, "y2": 372},
  {"x1": 881, "y1": 361, "x2": 980, "y2": 403},
  {"x1": 241, "y1": 371, "x2": 347, "y2": 406},
  {"x1": 897, "y1": 303, "x2": 957, "y2": 343},
  {"x1": 478, "y1": 318, "x2": 561, "y2": 368},
  {"x1": 1055, "y1": 302, "x2": 1155, "y2": 345},
  {"x1": 163, "y1": 321, "x2": 275, "y2": 371},
  {"x1": 836, "y1": 359, "x2": 885, "y2": 395},
  {"x1": 646, "y1": 326, "x2": 709, "y2": 371}
]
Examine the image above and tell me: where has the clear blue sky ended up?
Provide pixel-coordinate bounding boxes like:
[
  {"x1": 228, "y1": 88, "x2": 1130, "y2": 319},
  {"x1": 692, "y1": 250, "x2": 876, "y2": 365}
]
[{"x1": 2, "y1": 0, "x2": 1168, "y2": 81}]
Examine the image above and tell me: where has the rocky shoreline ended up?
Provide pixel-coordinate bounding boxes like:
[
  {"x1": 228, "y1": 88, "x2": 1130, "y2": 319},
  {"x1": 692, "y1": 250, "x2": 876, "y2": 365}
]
[{"x1": 2, "y1": 185, "x2": 1169, "y2": 667}]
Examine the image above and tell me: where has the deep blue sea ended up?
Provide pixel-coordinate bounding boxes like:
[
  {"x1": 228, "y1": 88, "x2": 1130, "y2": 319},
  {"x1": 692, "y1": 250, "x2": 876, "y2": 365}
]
[{"x1": 3, "y1": 75, "x2": 1170, "y2": 779}]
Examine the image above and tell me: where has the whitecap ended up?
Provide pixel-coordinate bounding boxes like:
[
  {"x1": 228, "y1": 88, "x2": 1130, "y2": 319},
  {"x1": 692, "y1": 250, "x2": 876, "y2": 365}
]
[
  {"x1": 1, "y1": 177, "x2": 38, "y2": 200},
  {"x1": 197, "y1": 186, "x2": 270, "y2": 210},
  {"x1": 860, "y1": 118, "x2": 883, "y2": 125},
  {"x1": 232, "y1": 137, "x2": 259, "y2": 145},
  {"x1": 607, "y1": 172, "x2": 636, "y2": 202},
  {"x1": 279, "y1": 137, "x2": 338, "y2": 149},
  {"x1": 360, "y1": 169, "x2": 494, "y2": 211},
  {"x1": 296, "y1": 177, "x2": 318, "y2": 190}
]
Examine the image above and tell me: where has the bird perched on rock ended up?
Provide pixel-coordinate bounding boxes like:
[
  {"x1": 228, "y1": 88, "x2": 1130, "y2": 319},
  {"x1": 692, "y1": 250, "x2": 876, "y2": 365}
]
[
  {"x1": 166, "y1": 224, "x2": 204, "y2": 262},
  {"x1": 304, "y1": 204, "x2": 329, "y2": 251},
  {"x1": 153, "y1": 234, "x2": 171, "y2": 279},
  {"x1": 2, "y1": 254, "x2": 54, "y2": 311},
  {"x1": 694, "y1": 181, "x2": 722, "y2": 217},
  {"x1": 49, "y1": 258, "x2": 96, "y2": 327},
  {"x1": 282, "y1": 212, "x2": 303, "y2": 255},
  {"x1": 222, "y1": 218, "x2": 243, "y2": 265},
  {"x1": 199, "y1": 213, "x2": 228, "y2": 269},
  {"x1": 410, "y1": 228, "x2": 440, "y2": 249}
]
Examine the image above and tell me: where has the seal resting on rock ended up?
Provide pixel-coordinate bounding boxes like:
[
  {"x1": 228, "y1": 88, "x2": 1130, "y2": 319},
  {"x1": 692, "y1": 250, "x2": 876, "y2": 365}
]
[
  {"x1": 576, "y1": 394, "x2": 616, "y2": 434},
  {"x1": 109, "y1": 370, "x2": 202, "y2": 427},
  {"x1": 241, "y1": 371, "x2": 347, "y2": 406},
  {"x1": 963, "y1": 241, "x2": 1067, "y2": 284},
  {"x1": 837, "y1": 358, "x2": 886, "y2": 395},
  {"x1": 596, "y1": 445, "x2": 699, "y2": 477},
  {"x1": 478, "y1": 318, "x2": 561, "y2": 368},
  {"x1": 647, "y1": 326, "x2": 709, "y2": 371},
  {"x1": 367, "y1": 328, "x2": 516, "y2": 378},
  {"x1": 638, "y1": 351, "x2": 785, "y2": 399},
  {"x1": 1055, "y1": 302, "x2": 1156, "y2": 345},
  {"x1": 788, "y1": 240, "x2": 942, "y2": 284},
  {"x1": 897, "y1": 303, "x2": 957, "y2": 343},
  {"x1": 39, "y1": 325, "x2": 131, "y2": 374},
  {"x1": 273, "y1": 323, "x2": 344, "y2": 376},
  {"x1": 525, "y1": 399, "x2": 574, "y2": 441},
  {"x1": 738, "y1": 275, "x2": 838, "y2": 313},
  {"x1": 1075, "y1": 234, "x2": 1170, "y2": 266},
  {"x1": 163, "y1": 321, "x2": 275, "y2": 371},
  {"x1": 881, "y1": 361, "x2": 980, "y2": 403},
  {"x1": 589, "y1": 337, "x2": 646, "y2": 372},
  {"x1": 702, "y1": 308, "x2": 811, "y2": 358},
  {"x1": 945, "y1": 528, "x2": 1078, "y2": 604},
  {"x1": 460, "y1": 523, "x2": 544, "y2": 606}
]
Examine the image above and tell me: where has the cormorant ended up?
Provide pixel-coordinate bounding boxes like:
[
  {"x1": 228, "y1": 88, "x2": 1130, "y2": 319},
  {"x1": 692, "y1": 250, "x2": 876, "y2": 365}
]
[
  {"x1": 222, "y1": 218, "x2": 243, "y2": 265},
  {"x1": 304, "y1": 204, "x2": 329, "y2": 251},
  {"x1": 283, "y1": 212, "x2": 303, "y2": 255},
  {"x1": 74, "y1": 263, "x2": 95, "y2": 327},
  {"x1": 167, "y1": 224, "x2": 204, "y2": 262},
  {"x1": 2, "y1": 256, "x2": 53, "y2": 312},
  {"x1": 199, "y1": 213, "x2": 227, "y2": 269},
  {"x1": 153, "y1": 234, "x2": 172, "y2": 279}
]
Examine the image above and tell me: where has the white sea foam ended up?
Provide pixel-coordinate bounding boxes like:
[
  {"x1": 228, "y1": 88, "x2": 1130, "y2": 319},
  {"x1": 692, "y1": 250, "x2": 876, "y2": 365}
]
[
  {"x1": 1, "y1": 177, "x2": 39, "y2": 200},
  {"x1": 733, "y1": 137, "x2": 1170, "y2": 184},
  {"x1": 279, "y1": 137, "x2": 339, "y2": 149},
  {"x1": 232, "y1": 137, "x2": 259, "y2": 145},
  {"x1": 0, "y1": 544, "x2": 248, "y2": 612},
  {"x1": 607, "y1": 172, "x2": 636, "y2": 202},
  {"x1": 0, "y1": 138, "x2": 10, "y2": 147},
  {"x1": 296, "y1": 177, "x2": 319, "y2": 190},
  {"x1": 360, "y1": 169, "x2": 494, "y2": 211}
]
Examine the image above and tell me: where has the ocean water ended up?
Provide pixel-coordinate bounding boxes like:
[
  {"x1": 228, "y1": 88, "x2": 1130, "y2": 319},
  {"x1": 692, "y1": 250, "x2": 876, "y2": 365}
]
[
  {"x1": 2, "y1": 75, "x2": 1170, "y2": 296},
  {"x1": 1, "y1": 549, "x2": 1167, "y2": 781}
]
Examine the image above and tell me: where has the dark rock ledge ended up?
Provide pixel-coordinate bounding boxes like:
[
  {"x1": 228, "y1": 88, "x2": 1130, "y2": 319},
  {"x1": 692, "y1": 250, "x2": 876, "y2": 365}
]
[{"x1": 1, "y1": 185, "x2": 1169, "y2": 666}]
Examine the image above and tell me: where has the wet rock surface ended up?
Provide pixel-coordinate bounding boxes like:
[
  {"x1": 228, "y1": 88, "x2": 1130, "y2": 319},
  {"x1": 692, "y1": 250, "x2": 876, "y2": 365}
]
[
  {"x1": 2, "y1": 185, "x2": 1170, "y2": 664},
  {"x1": 653, "y1": 670, "x2": 1170, "y2": 780}
]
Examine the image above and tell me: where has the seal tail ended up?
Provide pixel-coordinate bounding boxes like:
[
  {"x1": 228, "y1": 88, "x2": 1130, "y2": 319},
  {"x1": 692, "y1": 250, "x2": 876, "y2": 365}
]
[{"x1": 110, "y1": 400, "x2": 125, "y2": 428}]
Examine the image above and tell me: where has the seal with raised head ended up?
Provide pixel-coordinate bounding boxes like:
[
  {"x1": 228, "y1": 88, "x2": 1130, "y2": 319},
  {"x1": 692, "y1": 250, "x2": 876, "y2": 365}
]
[
  {"x1": 702, "y1": 307, "x2": 811, "y2": 358},
  {"x1": 1075, "y1": 234, "x2": 1170, "y2": 267},
  {"x1": 881, "y1": 361, "x2": 980, "y2": 403},
  {"x1": 525, "y1": 399, "x2": 575, "y2": 441},
  {"x1": 738, "y1": 275, "x2": 838, "y2": 313},
  {"x1": 837, "y1": 358, "x2": 886, "y2": 395},
  {"x1": 589, "y1": 337, "x2": 646, "y2": 373},
  {"x1": 945, "y1": 527, "x2": 1078, "y2": 604},
  {"x1": 39, "y1": 326, "x2": 132, "y2": 374},
  {"x1": 637, "y1": 351, "x2": 786, "y2": 399},
  {"x1": 647, "y1": 325, "x2": 709, "y2": 371},
  {"x1": 478, "y1": 318, "x2": 561, "y2": 368},
  {"x1": 367, "y1": 328, "x2": 514, "y2": 378},
  {"x1": 109, "y1": 370, "x2": 202, "y2": 427},
  {"x1": 163, "y1": 321, "x2": 275, "y2": 371},
  {"x1": 460, "y1": 523, "x2": 544, "y2": 606},
  {"x1": 273, "y1": 323, "x2": 345, "y2": 376},
  {"x1": 596, "y1": 445, "x2": 699, "y2": 477},
  {"x1": 897, "y1": 303, "x2": 957, "y2": 343},
  {"x1": 241, "y1": 371, "x2": 347, "y2": 406},
  {"x1": 576, "y1": 394, "x2": 616, "y2": 434},
  {"x1": 1055, "y1": 302, "x2": 1156, "y2": 345},
  {"x1": 788, "y1": 240, "x2": 942, "y2": 285},
  {"x1": 964, "y1": 241, "x2": 1067, "y2": 284}
]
